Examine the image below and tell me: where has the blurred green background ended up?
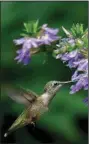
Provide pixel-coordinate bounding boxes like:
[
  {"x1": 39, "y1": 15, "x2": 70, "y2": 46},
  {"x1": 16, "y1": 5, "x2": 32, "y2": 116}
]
[{"x1": 1, "y1": 1, "x2": 88, "y2": 144}]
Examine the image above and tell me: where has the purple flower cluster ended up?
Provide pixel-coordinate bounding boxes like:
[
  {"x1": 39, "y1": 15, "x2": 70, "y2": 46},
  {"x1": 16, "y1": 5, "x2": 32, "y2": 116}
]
[
  {"x1": 14, "y1": 24, "x2": 59, "y2": 65},
  {"x1": 56, "y1": 47, "x2": 88, "y2": 102},
  {"x1": 56, "y1": 49, "x2": 82, "y2": 68},
  {"x1": 70, "y1": 69, "x2": 88, "y2": 94}
]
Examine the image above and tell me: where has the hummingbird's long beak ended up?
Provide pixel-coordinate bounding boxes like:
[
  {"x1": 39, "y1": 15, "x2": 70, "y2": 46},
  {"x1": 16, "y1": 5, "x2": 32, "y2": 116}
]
[
  {"x1": 58, "y1": 80, "x2": 73, "y2": 84},
  {"x1": 56, "y1": 80, "x2": 72, "y2": 89}
]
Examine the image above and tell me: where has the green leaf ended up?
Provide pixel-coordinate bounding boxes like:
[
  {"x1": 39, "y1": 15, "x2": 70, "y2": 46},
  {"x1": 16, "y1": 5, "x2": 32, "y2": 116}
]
[
  {"x1": 62, "y1": 26, "x2": 72, "y2": 38},
  {"x1": 23, "y1": 22, "x2": 32, "y2": 34},
  {"x1": 23, "y1": 20, "x2": 39, "y2": 35},
  {"x1": 33, "y1": 19, "x2": 39, "y2": 33},
  {"x1": 71, "y1": 23, "x2": 84, "y2": 37},
  {"x1": 23, "y1": 23, "x2": 29, "y2": 33}
]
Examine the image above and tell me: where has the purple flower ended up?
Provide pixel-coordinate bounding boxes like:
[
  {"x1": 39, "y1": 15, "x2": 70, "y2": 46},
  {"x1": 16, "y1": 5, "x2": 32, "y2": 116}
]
[
  {"x1": 70, "y1": 70, "x2": 88, "y2": 94},
  {"x1": 73, "y1": 59, "x2": 88, "y2": 71},
  {"x1": 40, "y1": 33, "x2": 59, "y2": 45},
  {"x1": 83, "y1": 97, "x2": 88, "y2": 105},
  {"x1": 61, "y1": 50, "x2": 78, "y2": 61},
  {"x1": 15, "y1": 49, "x2": 30, "y2": 65},
  {"x1": 13, "y1": 38, "x2": 25, "y2": 45},
  {"x1": 14, "y1": 37, "x2": 40, "y2": 65},
  {"x1": 42, "y1": 24, "x2": 59, "y2": 35},
  {"x1": 56, "y1": 50, "x2": 83, "y2": 68},
  {"x1": 70, "y1": 77, "x2": 88, "y2": 94},
  {"x1": 68, "y1": 39, "x2": 75, "y2": 47},
  {"x1": 14, "y1": 38, "x2": 40, "y2": 48},
  {"x1": 40, "y1": 24, "x2": 59, "y2": 45},
  {"x1": 70, "y1": 57, "x2": 88, "y2": 93}
]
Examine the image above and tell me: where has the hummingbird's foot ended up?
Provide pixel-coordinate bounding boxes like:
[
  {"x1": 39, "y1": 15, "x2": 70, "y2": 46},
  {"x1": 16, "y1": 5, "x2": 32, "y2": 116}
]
[{"x1": 31, "y1": 121, "x2": 35, "y2": 127}]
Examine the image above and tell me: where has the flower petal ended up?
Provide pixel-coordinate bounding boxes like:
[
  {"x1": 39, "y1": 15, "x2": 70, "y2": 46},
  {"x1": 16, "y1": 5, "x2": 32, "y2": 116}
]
[{"x1": 13, "y1": 38, "x2": 25, "y2": 45}]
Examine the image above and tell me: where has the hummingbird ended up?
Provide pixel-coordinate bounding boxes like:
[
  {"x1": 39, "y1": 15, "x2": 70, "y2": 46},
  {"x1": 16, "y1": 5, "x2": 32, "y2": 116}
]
[{"x1": 4, "y1": 80, "x2": 72, "y2": 137}]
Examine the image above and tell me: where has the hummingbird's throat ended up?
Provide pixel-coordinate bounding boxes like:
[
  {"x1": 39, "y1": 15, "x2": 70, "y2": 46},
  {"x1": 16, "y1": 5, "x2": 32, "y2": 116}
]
[{"x1": 41, "y1": 92, "x2": 55, "y2": 105}]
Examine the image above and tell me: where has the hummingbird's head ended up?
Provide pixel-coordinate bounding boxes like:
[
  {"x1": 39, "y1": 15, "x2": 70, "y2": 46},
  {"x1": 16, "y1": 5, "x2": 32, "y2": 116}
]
[{"x1": 44, "y1": 81, "x2": 62, "y2": 95}]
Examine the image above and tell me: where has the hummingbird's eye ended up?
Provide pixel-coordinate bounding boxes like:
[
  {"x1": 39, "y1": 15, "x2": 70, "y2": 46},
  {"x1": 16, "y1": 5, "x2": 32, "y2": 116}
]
[{"x1": 53, "y1": 82, "x2": 59, "y2": 87}]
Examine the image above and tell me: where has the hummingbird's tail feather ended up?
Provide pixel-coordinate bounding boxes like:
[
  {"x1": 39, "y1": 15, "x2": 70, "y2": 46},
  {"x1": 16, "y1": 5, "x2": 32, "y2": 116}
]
[
  {"x1": 4, "y1": 128, "x2": 14, "y2": 138},
  {"x1": 4, "y1": 132, "x2": 8, "y2": 137},
  {"x1": 4, "y1": 120, "x2": 28, "y2": 138},
  {"x1": 4, "y1": 109, "x2": 30, "y2": 138},
  {"x1": 4, "y1": 127, "x2": 16, "y2": 137}
]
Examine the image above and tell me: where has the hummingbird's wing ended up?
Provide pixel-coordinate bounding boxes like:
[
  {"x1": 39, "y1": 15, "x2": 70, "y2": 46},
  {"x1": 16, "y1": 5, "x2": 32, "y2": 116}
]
[{"x1": 4, "y1": 85, "x2": 38, "y2": 106}]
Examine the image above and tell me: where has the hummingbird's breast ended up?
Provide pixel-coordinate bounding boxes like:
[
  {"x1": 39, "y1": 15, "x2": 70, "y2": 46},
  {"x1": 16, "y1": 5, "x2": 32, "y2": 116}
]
[{"x1": 29, "y1": 99, "x2": 48, "y2": 119}]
